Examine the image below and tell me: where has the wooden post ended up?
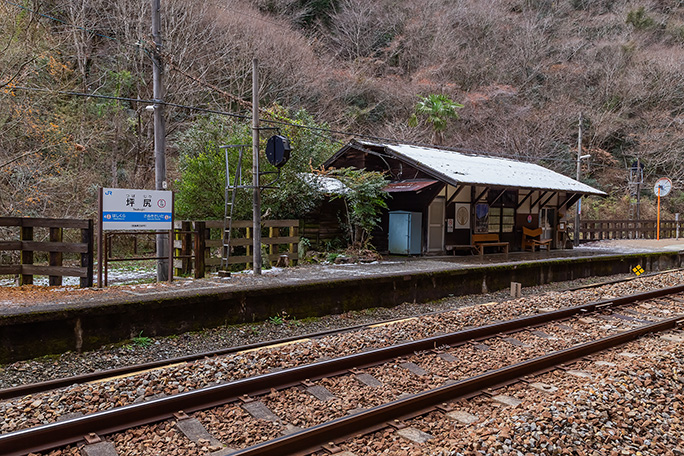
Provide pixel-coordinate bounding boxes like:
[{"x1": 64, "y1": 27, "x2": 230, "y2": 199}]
[
  {"x1": 246, "y1": 226, "x2": 252, "y2": 269},
  {"x1": 289, "y1": 224, "x2": 298, "y2": 266},
  {"x1": 49, "y1": 226, "x2": 63, "y2": 286},
  {"x1": 178, "y1": 220, "x2": 191, "y2": 275},
  {"x1": 269, "y1": 226, "x2": 275, "y2": 266},
  {"x1": 194, "y1": 221, "x2": 206, "y2": 279},
  {"x1": 20, "y1": 224, "x2": 33, "y2": 285},
  {"x1": 81, "y1": 220, "x2": 94, "y2": 288}
]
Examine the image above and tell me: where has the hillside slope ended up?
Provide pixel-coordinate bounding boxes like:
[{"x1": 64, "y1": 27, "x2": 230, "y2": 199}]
[{"x1": 1, "y1": 0, "x2": 683, "y2": 218}]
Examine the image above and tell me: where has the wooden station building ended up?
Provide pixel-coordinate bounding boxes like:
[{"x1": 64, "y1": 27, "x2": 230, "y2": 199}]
[{"x1": 323, "y1": 140, "x2": 606, "y2": 255}]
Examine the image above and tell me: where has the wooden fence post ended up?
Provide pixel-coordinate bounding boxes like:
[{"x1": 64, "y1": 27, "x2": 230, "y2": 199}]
[
  {"x1": 289, "y1": 224, "x2": 298, "y2": 265},
  {"x1": 81, "y1": 220, "x2": 94, "y2": 288},
  {"x1": 177, "y1": 221, "x2": 192, "y2": 276},
  {"x1": 49, "y1": 227, "x2": 63, "y2": 286},
  {"x1": 269, "y1": 226, "x2": 276, "y2": 265},
  {"x1": 194, "y1": 221, "x2": 206, "y2": 279},
  {"x1": 20, "y1": 224, "x2": 33, "y2": 285},
  {"x1": 245, "y1": 226, "x2": 252, "y2": 269}
]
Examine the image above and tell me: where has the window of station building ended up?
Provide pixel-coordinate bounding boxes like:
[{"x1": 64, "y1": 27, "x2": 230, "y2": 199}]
[{"x1": 487, "y1": 190, "x2": 517, "y2": 233}]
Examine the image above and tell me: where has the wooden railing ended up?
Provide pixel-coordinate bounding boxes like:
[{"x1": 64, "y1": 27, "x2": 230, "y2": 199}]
[
  {"x1": 0, "y1": 217, "x2": 94, "y2": 287},
  {"x1": 569, "y1": 219, "x2": 680, "y2": 242},
  {"x1": 173, "y1": 219, "x2": 299, "y2": 278}
]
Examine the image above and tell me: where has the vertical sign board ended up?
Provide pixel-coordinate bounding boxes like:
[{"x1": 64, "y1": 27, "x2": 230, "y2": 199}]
[{"x1": 98, "y1": 188, "x2": 173, "y2": 287}]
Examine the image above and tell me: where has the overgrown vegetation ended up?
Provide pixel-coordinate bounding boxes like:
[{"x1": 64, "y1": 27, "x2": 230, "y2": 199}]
[
  {"x1": 1, "y1": 0, "x2": 684, "y2": 223},
  {"x1": 173, "y1": 109, "x2": 338, "y2": 221},
  {"x1": 326, "y1": 168, "x2": 389, "y2": 248}
]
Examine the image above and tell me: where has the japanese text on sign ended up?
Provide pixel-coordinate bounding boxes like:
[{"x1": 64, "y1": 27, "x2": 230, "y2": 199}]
[{"x1": 101, "y1": 188, "x2": 173, "y2": 231}]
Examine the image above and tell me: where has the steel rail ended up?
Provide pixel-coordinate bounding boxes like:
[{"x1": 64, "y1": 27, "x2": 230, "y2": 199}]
[
  {"x1": 230, "y1": 314, "x2": 684, "y2": 456},
  {"x1": 2, "y1": 269, "x2": 679, "y2": 400},
  {"x1": 2, "y1": 284, "x2": 683, "y2": 456},
  {"x1": 0, "y1": 323, "x2": 375, "y2": 400}
]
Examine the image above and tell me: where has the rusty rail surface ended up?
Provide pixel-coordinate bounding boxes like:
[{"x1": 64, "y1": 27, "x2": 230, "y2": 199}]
[
  {"x1": 2, "y1": 269, "x2": 664, "y2": 401},
  {"x1": 2, "y1": 284, "x2": 684, "y2": 456},
  {"x1": 231, "y1": 314, "x2": 684, "y2": 456}
]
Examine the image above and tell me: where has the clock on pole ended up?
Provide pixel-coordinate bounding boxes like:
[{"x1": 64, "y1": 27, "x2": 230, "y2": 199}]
[{"x1": 653, "y1": 177, "x2": 672, "y2": 240}]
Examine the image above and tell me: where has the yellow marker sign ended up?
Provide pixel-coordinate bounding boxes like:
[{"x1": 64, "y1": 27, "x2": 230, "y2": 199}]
[{"x1": 632, "y1": 265, "x2": 644, "y2": 276}]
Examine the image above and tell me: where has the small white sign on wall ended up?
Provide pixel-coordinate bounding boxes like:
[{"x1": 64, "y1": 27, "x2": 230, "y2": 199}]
[
  {"x1": 454, "y1": 203, "x2": 470, "y2": 229},
  {"x1": 101, "y1": 188, "x2": 173, "y2": 231}
]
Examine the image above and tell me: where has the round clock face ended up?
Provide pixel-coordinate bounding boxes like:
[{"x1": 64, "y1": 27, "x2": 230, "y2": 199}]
[
  {"x1": 654, "y1": 177, "x2": 672, "y2": 197},
  {"x1": 456, "y1": 206, "x2": 469, "y2": 226}
]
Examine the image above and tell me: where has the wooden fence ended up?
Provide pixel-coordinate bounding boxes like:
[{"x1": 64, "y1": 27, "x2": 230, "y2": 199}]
[
  {"x1": 0, "y1": 217, "x2": 94, "y2": 287},
  {"x1": 174, "y1": 219, "x2": 299, "y2": 278},
  {"x1": 571, "y1": 219, "x2": 680, "y2": 242}
]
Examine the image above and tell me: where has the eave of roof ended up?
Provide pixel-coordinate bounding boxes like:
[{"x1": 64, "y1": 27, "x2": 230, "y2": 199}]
[{"x1": 347, "y1": 141, "x2": 606, "y2": 196}]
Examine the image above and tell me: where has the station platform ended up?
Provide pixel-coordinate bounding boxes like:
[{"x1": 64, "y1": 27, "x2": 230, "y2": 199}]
[{"x1": 1, "y1": 239, "x2": 683, "y2": 363}]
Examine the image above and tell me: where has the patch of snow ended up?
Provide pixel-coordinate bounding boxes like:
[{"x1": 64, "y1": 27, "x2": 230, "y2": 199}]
[{"x1": 298, "y1": 173, "x2": 349, "y2": 194}]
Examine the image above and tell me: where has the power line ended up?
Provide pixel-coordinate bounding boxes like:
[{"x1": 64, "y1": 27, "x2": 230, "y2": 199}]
[
  {"x1": 5, "y1": 85, "x2": 621, "y2": 169},
  {"x1": 2, "y1": 1, "x2": 519, "y2": 158}
]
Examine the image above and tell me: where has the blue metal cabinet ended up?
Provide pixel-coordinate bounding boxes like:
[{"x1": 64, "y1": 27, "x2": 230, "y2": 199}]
[{"x1": 389, "y1": 211, "x2": 422, "y2": 255}]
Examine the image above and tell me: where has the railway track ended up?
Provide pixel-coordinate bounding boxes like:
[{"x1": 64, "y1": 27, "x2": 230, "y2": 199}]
[
  {"x1": 0, "y1": 269, "x2": 666, "y2": 401},
  {"x1": 1, "y1": 282, "x2": 683, "y2": 455}
]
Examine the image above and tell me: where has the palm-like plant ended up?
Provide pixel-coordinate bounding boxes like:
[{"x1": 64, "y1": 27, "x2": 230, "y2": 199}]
[{"x1": 408, "y1": 94, "x2": 463, "y2": 145}]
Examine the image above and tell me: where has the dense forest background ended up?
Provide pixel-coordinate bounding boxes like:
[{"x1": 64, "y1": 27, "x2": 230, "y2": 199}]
[{"x1": 1, "y1": 0, "x2": 683, "y2": 220}]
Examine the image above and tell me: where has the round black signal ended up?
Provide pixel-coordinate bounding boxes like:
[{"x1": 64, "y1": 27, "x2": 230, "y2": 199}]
[{"x1": 265, "y1": 135, "x2": 291, "y2": 168}]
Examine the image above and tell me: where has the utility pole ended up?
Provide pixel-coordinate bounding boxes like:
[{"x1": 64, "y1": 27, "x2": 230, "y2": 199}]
[
  {"x1": 252, "y1": 58, "x2": 262, "y2": 274},
  {"x1": 636, "y1": 157, "x2": 641, "y2": 223},
  {"x1": 574, "y1": 113, "x2": 582, "y2": 247},
  {"x1": 151, "y1": 0, "x2": 168, "y2": 280}
]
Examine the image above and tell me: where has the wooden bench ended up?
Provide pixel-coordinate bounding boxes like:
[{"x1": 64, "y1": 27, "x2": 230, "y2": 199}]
[
  {"x1": 472, "y1": 233, "x2": 509, "y2": 255},
  {"x1": 522, "y1": 226, "x2": 552, "y2": 252},
  {"x1": 445, "y1": 244, "x2": 478, "y2": 255}
]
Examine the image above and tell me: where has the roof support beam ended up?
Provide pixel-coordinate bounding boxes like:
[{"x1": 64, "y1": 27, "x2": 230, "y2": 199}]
[
  {"x1": 557, "y1": 193, "x2": 577, "y2": 210},
  {"x1": 529, "y1": 191, "x2": 549, "y2": 211},
  {"x1": 539, "y1": 192, "x2": 557, "y2": 209},
  {"x1": 488, "y1": 189, "x2": 507, "y2": 207},
  {"x1": 564, "y1": 193, "x2": 582, "y2": 209},
  {"x1": 516, "y1": 191, "x2": 534, "y2": 210},
  {"x1": 474, "y1": 187, "x2": 489, "y2": 203},
  {"x1": 447, "y1": 185, "x2": 466, "y2": 205}
]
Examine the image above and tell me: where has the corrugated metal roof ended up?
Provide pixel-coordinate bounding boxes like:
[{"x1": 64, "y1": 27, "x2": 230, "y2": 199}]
[{"x1": 358, "y1": 141, "x2": 606, "y2": 196}]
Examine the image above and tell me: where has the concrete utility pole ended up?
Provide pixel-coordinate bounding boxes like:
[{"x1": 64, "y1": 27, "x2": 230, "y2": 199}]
[
  {"x1": 151, "y1": 0, "x2": 168, "y2": 280},
  {"x1": 252, "y1": 58, "x2": 262, "y2": 274},
  {"x1": 574, "y1": 113, "x2": 582, "y2": 247}
]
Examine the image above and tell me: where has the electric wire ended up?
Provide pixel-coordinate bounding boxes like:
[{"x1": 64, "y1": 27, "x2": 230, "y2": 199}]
[
  {"x1": 5, "y1": 85, "x2": 624, "y2": 172},
  {"x1": 0, "y1": 1, "x2": 644, "y2": 172}
]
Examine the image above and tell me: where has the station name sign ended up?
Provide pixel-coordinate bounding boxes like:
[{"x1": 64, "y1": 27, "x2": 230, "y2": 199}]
[{"x1": 101, "y1": 187, "x2": 173, "y2": 231}]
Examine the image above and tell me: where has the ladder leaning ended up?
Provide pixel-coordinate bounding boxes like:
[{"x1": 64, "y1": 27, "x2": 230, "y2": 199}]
[{"x1": 220, "y1": 145, "x2": 247, "y2": 273}]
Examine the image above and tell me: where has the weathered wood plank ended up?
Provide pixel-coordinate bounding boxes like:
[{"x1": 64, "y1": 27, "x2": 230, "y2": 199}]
[
  {"x1": 0, "y1": 217, "x2": 91, "y2": 229},
  {"x1": 22, "y1": 265, "x2": 88, "y2": 277},
  {"x1": 0, "y1": 265, "x2": 21, "y2": 275},
  {"x1": 0, "y1": 241, "x2": 21, "y2": 250},
  {"x1": 19, "y1": 241, "x2": 90, "y2": 253},
  {"x1": 228, "y1": 236, "x2": 299, "y2": 247},
  {"x1": 263, "y1": 220, "x2": 299, "y2": 228}
]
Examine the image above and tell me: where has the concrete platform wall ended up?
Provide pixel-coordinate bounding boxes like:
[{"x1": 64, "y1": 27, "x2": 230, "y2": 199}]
[{"x1": 1, "y1": 252, "x2": 681, "y2": 363}]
